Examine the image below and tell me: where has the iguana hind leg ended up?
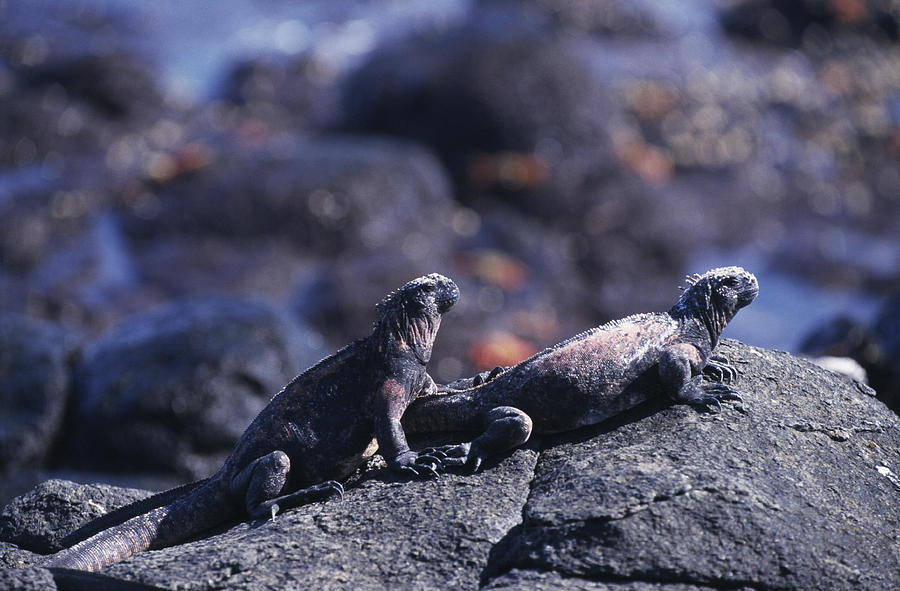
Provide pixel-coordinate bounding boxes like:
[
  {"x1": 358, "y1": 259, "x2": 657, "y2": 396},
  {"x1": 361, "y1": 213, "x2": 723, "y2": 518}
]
[
  {"x1": 232, "y1": 450, "x2": 343, "y2": 520},
  {"x1": 427, "y1": 406, "x2": 533, "y2": 472}
]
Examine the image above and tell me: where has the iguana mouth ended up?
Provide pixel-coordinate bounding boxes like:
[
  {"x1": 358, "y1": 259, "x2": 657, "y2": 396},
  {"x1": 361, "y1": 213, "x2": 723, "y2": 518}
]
[
  {"x1": 737, "y1": 278, "x2": 759, "y2": 308},
  {"x1": 436, "y1": 287, "x2": 460, "y2": 313}
]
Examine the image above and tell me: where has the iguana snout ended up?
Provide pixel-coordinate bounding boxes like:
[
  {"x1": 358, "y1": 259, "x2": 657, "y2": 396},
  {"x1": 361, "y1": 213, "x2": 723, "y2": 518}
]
[
  {"x1": 400, "y1": 273, "x2": 460, "y2": 315},
  {"x1": 709, "y1": 266, "x2": 759, "y2": 311}
]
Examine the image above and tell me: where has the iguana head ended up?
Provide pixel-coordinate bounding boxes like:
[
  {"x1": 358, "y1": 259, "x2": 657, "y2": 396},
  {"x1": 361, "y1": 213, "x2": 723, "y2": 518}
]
[
  {"x1": 672, "y1": 266, "x2": 758, "y2": 346},
  {"x1": 376, "y1": 273, "x2": 460, "y2": 363}
]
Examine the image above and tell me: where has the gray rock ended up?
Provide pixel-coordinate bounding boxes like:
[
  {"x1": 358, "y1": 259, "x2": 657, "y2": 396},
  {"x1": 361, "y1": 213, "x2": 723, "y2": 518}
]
[
  {"x1": 0, "y1": 315, "x2": 78, "y2": 474},
  {"x1": 4, "y1": 341, "x2": 898, "y2": 589},
  {"x1": 222, "y1": 53, "x2": 343, "y2": 132},
  {"x1": 0, "y1": 542, "x2": 41, "y2": 570},
  {"x1": 719, "y1": 0, "x2": 900, "y2": 44},
  {"x1": 66, "y1": 297, "x2": 327, "y2": 478},
  {"x1": 125, "y1": 136, "x2": 457, "y2": 262},
  {"x1": 484, "y1": 569, "x2": 726, "y2": 590},
  {"x1": 0, "y1": 564, "x2": 55, "y2": 590},
  {"x1": 0, "y1": 479, "x2": 150, "y2": 554},
  {"x1": 340, "y1": 14, "x2": 615, "y2": 216}
]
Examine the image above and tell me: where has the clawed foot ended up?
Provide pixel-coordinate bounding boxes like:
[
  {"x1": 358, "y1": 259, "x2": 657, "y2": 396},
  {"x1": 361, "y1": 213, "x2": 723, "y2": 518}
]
[
  {"x1": 320, "y1": 480, "x2": 345, "y2": 502},
  {"x1": 703, "y1": 354, "x2": 738, "y2": 384},
  {"x1": 296, "y1": 479, "x2": 344, "y2": 505},
  {"x1": 421, "y1": 442, "x2": 486, "y2": 473},
  {"x1": 252, "y1": 479, "x2": 344, "y2": 521},
  {"x1": 440, "y1": 366, "x2": 508, "y2": 392},
  {"x1": 473, "y1": 366, "x2": 506, "y2": 387},
  {"x1": 391, "y1": 450, "x2": 445, "y2": 478},
  {"x1": 690, "y1": 383, "x2": 744, "y2": 413}
]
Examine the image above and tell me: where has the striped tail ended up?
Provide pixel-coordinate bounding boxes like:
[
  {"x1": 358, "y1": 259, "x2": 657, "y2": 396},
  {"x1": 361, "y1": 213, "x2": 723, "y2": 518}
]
[
  {"x1": 60, "y1": 479, "x2": 207, "y2": 549},
  {"x1": 43, "y1": 480, "x2": 231, "y2": 572}
]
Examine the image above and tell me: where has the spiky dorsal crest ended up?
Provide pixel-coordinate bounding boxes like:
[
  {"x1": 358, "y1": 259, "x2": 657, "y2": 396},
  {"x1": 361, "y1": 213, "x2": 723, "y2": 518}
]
[{"x1": 681, "y1": 273, "x2": 703, "y2": 291}]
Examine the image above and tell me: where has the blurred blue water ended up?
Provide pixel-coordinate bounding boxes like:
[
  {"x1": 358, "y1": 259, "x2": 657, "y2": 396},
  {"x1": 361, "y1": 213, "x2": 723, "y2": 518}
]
[
  {"x1": 691, "y1": 250, "x2": 879, "y2": 352},
  {"x1": 63, "y1": 0, "x2": 471, "y2": 101}
]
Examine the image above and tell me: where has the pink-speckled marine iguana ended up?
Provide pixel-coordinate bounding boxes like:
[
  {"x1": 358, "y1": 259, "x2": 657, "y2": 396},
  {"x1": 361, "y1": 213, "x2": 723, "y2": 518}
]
[
  {"x1": 43, "y1": 273, "x2": 459, "y2": 572},
  {"x1": 402, "y1": 266, "x2": 758, "y2": 471}
]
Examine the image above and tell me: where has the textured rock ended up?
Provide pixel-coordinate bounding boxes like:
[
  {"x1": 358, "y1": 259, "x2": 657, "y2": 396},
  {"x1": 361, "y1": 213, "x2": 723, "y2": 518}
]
[
  {"x1": 124, "y1": 136, "x2": 457, "y2": 262},
  {"x1": 339, "y1": 13, "x2": 615, "y2": 215},
  {"x1": 800, "y1": 292, "x2": 900, "y2": 414},
  {"x1": 0, "y1": 315, "x2": 78, "y2": 474},
  {"x1": 66, "y1": 297, "x2": 326, "y2": 478},
  {"x1": 3, "y1": 340, "x2": 898, "y2": 589},
  {"x1": 0, "y1": 563, "x2": 55, "y2": 590},
  {"x1": 0, "y1": 479, "x2": 150, "y2": 555}
]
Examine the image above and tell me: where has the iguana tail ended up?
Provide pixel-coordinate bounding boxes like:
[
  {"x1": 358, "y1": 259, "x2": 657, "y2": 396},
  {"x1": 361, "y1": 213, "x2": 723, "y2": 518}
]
[
  {"x1": 43, "y1": 479, "x2": 232, "y2": 572},
  {"x1": 59, "y1": 479, "x2": 208, "y2": 549}
]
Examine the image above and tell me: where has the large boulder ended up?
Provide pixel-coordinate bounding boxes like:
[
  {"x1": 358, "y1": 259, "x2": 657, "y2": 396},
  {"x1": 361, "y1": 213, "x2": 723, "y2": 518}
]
[
  {"x1": 801, "y1": 291, "x2": 900, "y2": 414},
  {"x1": 123, "y1": 135, "x2": 457, "y2": 261},
  {"x1": 64, "y1": 297, "x2": 327, "y2": 478},
  {"x1": 0, "y1": 2, "x2": 166, "y2": 168},
  {"x1": 0, "y1": 316, "x2": 78, "y2": 475},
  {"x1": 0, "y1": 479, "x2": 150, "y2": 555},
  {"x1": 339, "y1": 13, "x2": 616, "y2": 216},
  {"x1": 3, "y1": 340, "x2": 898, "y2": 589}
]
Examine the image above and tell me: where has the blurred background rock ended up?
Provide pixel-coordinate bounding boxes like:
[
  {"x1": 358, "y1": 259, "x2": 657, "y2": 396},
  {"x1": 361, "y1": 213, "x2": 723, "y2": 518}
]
[{"x1": 1, "y1": 0, "x2": 898, "y2": 501}]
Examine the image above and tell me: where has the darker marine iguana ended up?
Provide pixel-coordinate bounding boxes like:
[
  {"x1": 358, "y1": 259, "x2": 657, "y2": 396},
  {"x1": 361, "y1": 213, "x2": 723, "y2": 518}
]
[
  {"x1": 402, "y1": 266, "x2": 758, "y2": 471},
  {"x1": 43, "y1": 273, "x2": 459, "y2": 572}
]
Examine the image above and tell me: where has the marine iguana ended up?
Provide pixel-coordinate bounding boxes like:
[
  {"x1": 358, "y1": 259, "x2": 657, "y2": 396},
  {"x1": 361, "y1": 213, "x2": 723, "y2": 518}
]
[
  {"x1": 402, "y1": 266, "x2": 758, "y2": 471},
  {"x1": 43, "y1": 273, "x2": 459, "y2": 572}
]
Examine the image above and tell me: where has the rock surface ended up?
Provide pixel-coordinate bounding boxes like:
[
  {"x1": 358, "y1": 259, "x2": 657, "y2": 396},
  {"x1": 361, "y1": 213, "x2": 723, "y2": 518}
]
[
  {"x1": 0, "y1": 316, "x2": 78, "y2": 475},
  {"x1": 339, "y1": 15, "x2": 616, "y2": 214},
  {"x1": 124, "y1": 136, "x2": 457, "y2": 260},
  {"x1": 2, "y1": 340, "x2": 898, "y2": 589},
  {"x1": 64, "y1": 297, "x2": 327, "y2": 478}
]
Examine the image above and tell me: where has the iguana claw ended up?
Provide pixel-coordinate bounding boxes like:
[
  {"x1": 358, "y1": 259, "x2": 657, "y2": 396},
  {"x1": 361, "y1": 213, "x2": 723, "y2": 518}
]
[
  {"x1": 419, "y1": 442, "x2": 486, "y2": 472},
  {"x1": 413, "y1": 455, "x2": 443, "y2": 478},
  {"x1": 703, "y1": 354, "x2": 738, "y2": 384},
  {"x1": 692, "y1": 383, "x2": 743, "y2": 413},
  {"x1": 326, "y1": 480, "x2": 345, "y2": 502},
  {"x1": 393, "y1": 450, "x2": 444, "y2": 478}
]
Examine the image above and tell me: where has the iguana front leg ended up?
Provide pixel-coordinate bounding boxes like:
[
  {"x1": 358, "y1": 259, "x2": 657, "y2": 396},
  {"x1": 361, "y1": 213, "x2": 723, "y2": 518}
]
[
  {"x1": 374, "y1": 378, "x2": 443, "y2": 477},
  {"x1": 660, "y1": 344, "x2": 742, "y2": 411}
]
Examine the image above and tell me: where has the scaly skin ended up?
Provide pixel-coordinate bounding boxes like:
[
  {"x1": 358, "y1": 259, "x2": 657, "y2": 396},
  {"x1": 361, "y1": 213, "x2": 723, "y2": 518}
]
[
  {"x1": 403, "y1": 267, "x2": 758, "y2": 471},
  {"x1": 43, "y1": 273, "x2": 459, "y2": 572}
]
